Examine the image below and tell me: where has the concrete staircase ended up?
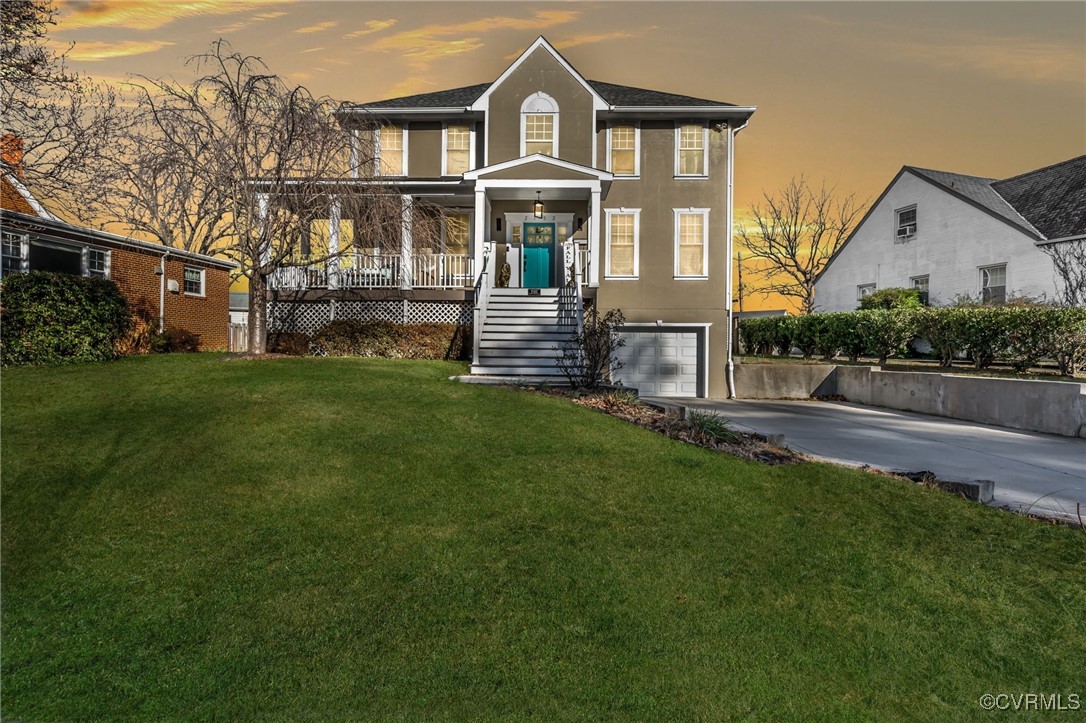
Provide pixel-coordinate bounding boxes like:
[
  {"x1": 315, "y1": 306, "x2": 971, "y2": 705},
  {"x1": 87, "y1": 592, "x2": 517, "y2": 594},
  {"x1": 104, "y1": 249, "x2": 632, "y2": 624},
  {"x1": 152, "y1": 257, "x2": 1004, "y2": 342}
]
[{"x1": 470, "y1": 287, "x2": 579, "y2": 377}]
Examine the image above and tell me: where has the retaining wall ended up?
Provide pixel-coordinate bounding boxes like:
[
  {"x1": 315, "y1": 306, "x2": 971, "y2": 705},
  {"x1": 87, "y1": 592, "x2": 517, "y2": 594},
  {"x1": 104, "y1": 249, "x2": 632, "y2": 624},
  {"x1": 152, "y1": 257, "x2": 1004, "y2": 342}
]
[{"x1": 734, "y1": 363, "x2": 1086, "y2": 438}]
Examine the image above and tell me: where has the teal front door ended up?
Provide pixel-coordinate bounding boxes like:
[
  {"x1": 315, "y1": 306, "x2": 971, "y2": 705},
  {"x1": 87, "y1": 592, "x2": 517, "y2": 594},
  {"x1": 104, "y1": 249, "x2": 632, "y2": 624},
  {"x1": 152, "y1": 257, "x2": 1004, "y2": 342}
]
[{"x1": 523, "y1": 223, "x2": 555, "y2": 287}]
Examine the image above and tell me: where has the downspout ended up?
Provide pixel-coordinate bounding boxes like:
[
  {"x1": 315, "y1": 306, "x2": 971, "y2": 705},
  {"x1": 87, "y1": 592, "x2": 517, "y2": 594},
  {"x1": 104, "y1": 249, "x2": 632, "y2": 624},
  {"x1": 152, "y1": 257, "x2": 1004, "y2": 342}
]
[
  {"x1": 158, "y1": 248, "x2": 169, "y2": 332},
  {"x1": 725, "y1": 118, "x2": 750, "y2": 400}
]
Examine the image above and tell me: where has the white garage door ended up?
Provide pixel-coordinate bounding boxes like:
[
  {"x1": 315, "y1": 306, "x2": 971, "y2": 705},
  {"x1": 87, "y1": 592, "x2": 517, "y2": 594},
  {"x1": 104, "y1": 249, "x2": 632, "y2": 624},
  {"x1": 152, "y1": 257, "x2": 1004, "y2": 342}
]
[{"x1": 613, "y1": 327, "x2": 705, "y2": 397}]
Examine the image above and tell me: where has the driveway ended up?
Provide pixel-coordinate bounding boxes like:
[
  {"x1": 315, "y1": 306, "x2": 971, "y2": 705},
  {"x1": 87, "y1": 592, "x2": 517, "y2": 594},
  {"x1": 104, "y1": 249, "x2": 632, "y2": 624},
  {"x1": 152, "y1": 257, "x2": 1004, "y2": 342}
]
[{"x1": 651, "y1": 398, "x2": 1086, "y2": 523}]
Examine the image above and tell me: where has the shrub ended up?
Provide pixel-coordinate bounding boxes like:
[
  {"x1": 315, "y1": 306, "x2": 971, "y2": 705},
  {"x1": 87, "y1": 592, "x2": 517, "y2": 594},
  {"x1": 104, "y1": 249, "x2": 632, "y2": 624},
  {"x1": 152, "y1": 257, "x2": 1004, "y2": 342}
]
[
  {"x1": 1, "y1": 271, "x2": 131, "y2": 366},
  {"x1": 555, "y1": 306, "x2": 626, "y2": 390},
  {"x1": 955, "y1": 307, "x2": 1010, "y2": 369},
  {"x1": 738, "y1": 316, "x2": 778, "y2": 356},
  {"x1": 915, "y1": 307, "x2": 960, "y2": 366},
  {"x1": 855, "y1": 309, "x2": 918, "y2": 364},
  {"x1": 1045, "y1": 307, "x2": 1086, "y2": 376},
  {"x1": 309, "y1": 319, "x2": 470, "y2": 360},
  {"x1": 821, "y1": 312, "x2": 865, "y2": 362},
  {"x1": 858, "y1": 287, "x2": 923, "y2": 310},
  {"x1": 268, "y1": 332, "x2": 311, "y2": 356},
  {"x1": 771, "y1": 316, "x2": 796, "y2": 356},
  {"x1": 687, "y1": 410, "x2": 739, "y2": 444},
  {"x1": 790, "y1": 315, "x2": 820, "y2": 359}
]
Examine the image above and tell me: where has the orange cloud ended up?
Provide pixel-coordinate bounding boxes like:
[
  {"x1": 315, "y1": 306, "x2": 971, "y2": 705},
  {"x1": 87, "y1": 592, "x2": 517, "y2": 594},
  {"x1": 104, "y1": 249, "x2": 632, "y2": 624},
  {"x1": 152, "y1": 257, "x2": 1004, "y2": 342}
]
[
  {"x1": 57, "y1": 0, "x2": 290, "y2": 31},
  {"x1": 61, "y1": 39, "x2": 175, "y2": 61},
  {"x1": 215, "y1": 9, "x2": 287, "y2": 34},
  {"x1": 296, "y1": 20, "x2": 337, "y2": 34},
  {"x1": 344, "y1": 19, "x2": 397, "y2": 40},
  {"x1": 887, "y1": 34, "x2": 1084, "y2": 87},
  {"x1": 367, "y1": 10, "x2": 579, "y2": 68}
]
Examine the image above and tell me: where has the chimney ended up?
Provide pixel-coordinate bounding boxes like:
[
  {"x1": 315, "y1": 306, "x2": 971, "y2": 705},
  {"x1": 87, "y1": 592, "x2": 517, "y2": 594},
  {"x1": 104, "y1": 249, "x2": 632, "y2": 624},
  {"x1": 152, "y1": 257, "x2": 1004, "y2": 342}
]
[{"x1": 1, "y1": 135, "x2": 25, "y2": 179}]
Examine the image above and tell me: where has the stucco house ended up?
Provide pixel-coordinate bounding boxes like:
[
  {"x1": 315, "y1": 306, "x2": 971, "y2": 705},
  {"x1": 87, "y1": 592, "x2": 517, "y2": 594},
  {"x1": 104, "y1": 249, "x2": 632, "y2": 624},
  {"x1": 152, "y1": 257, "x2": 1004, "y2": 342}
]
[
  {"x1": 266, "y1": 36, "x2": 755, "y2": 397},
  {"x1": 1, "y1": 138, "x2": 235, "y2": 351},
  {"x1": 814, "y1": 155, "x2": 1086, "y2": 311}
]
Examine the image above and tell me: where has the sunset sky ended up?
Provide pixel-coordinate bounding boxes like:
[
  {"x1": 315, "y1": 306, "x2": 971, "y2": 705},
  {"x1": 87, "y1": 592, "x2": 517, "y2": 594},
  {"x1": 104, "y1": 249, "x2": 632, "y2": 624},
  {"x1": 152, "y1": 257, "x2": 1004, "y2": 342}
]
[{"x1": 51, "y1": 0, "x2": 1086, "y2": 308}]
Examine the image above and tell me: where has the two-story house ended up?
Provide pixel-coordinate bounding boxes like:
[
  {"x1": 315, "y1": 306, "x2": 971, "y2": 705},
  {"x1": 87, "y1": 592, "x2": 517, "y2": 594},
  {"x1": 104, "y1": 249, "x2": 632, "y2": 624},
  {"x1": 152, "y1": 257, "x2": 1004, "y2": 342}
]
[
  {"x1": 267, "y1": 37, "x2": 755, "y2": 397},
  {"x1": 814, "y1": 155, "x2": 1086, "y2": 311}
]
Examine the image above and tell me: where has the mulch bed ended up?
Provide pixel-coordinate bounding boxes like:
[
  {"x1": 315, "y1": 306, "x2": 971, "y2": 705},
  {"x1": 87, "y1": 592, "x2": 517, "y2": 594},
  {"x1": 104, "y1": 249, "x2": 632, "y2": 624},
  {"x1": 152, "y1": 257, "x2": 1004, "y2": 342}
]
[{"x1": 530, "y1": 387, "x2": 805, "y2": 465}]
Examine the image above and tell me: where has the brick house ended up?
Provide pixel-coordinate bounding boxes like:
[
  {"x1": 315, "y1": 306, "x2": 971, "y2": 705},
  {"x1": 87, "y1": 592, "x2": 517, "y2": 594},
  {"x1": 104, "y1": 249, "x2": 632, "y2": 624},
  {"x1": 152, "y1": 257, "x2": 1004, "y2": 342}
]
[{"x1": 1, "y1": 142, "x2": 235, "y2": 351}]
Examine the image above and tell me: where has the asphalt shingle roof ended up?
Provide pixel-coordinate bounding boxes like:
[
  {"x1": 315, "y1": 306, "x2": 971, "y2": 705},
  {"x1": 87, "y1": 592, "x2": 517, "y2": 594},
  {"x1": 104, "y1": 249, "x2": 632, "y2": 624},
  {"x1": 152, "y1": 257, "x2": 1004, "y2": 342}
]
[
  {"x1": 991, "y1": 155, "x2": 1086, "y2": 240},
  {"x1": 351, "y1": 80, "x2": 738, "y2": 110},
  {"x1": 907, "y1": 167, "x2": 1041, "y2": 237}
]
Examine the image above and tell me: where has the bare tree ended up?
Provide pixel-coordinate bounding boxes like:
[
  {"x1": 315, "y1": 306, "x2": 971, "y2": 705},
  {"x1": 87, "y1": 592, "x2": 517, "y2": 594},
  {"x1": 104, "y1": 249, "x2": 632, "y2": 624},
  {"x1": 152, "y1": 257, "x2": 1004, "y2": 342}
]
[
  {"x1": 1041, "y1": 239, "x2": 1086, "y2": 307},
  {"x1": 126, "y1": 40, "x2": 439, "y2": 353},
  {"x1": 737, "y1": 176, "x2": 866, "y2": 315},
  {"x1": 1, "y1": 0, "x2": 124, "y2": 220}
]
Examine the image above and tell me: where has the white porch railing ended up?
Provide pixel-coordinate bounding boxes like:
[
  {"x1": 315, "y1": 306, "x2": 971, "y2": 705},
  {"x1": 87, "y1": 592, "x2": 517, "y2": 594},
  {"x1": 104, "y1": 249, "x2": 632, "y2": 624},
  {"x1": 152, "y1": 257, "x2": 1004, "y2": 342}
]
[
  {"x1": 269, "y1": 253, "x2": 474, "y2": 291},
  {"x1": 411, "y1": 254, "x2": 475, "y2": 289},
  {"x1": 576, "y1": 246, "x2": 590, "y2": 286}
]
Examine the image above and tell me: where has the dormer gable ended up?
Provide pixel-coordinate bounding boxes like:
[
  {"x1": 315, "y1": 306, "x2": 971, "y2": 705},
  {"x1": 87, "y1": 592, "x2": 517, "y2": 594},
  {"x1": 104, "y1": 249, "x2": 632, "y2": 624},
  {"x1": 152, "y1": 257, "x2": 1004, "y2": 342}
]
[{"x1": 470, "y1": 36, "x2": 608, "y2": 114}]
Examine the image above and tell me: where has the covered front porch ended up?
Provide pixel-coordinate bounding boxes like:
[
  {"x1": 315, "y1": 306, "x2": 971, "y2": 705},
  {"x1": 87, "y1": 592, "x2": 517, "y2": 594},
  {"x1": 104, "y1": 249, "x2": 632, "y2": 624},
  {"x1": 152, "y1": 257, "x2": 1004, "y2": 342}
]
[{"x1": 267, "y1": 154, "x2": 610, "y2": 293}]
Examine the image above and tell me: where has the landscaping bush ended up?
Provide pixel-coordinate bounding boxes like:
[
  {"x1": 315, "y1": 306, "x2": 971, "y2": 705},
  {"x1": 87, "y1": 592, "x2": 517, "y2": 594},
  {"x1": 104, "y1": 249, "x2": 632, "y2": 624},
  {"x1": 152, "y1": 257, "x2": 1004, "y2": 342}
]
[
  {"x1": 771, "y1": 316, "x2": 796, "y2": 356},
  {"x1": 309, "y1": 319, "x2": 471, "y2": 360},
  {"x1": 858, "y1": 287, "x2": 923, "y2": 310},
  {"x1": 790, "y1": 315, "x2": 821, "y2": 359},
  {"x1": 555, "y1": 306, "x2": 626, "y2": 389},
  {"x1": 1043, "y1": 307, "x2": 1086, "y2": 376},
  {"x1": 1, "y1": 271, "x2": 131, "y2": 366},
  {"x1": 268, "y1": 332, "x2": 311, "y2": 356},
  {"x1": 854, "y1": 309, "x2": 918, "y2": 364},
  {"x1": 738, "y1": 316, "x2": 777, "y2": 356},
  {"x1": 954, "y1": 306, "x2": 1011, "y2": 369},
  {"x1": 915, "y1": 307, "x2": 961, "y2": 366}
]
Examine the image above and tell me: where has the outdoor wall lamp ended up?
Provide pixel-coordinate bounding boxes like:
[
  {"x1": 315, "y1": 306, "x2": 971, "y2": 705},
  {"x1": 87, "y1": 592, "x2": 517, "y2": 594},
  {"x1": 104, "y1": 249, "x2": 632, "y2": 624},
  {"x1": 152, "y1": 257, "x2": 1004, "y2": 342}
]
[{"x1": 533, "y1": 191, "x2": 544, "y2": 219}]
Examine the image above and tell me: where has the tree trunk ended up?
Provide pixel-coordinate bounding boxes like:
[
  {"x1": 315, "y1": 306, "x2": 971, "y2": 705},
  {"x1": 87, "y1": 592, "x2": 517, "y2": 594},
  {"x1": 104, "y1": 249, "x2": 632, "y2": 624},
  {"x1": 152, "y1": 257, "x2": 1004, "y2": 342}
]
[{"x1": 248, "y1": 273, "x2": 268, "y2": 354}]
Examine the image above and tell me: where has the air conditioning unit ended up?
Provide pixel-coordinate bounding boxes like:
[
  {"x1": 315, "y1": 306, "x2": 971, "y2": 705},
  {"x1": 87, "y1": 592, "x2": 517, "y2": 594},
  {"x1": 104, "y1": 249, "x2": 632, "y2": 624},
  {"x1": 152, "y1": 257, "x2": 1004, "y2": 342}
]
[{"x1": 167, "y1": 279, "x2": 180, "y2": 293}]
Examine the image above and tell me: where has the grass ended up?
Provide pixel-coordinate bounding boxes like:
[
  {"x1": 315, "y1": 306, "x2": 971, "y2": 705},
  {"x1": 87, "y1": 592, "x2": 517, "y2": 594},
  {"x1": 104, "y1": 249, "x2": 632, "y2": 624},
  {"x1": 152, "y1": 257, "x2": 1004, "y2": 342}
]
[{"x1": 3, "y1": 354, "x2": 1084, "y2": 720}]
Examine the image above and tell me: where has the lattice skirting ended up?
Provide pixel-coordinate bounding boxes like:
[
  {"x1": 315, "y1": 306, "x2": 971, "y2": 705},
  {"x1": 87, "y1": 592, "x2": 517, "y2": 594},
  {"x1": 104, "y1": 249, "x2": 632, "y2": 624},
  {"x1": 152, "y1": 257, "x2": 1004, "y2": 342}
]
[{"x1": 269, "y1": 300, "x2": 473, "y2": 334}]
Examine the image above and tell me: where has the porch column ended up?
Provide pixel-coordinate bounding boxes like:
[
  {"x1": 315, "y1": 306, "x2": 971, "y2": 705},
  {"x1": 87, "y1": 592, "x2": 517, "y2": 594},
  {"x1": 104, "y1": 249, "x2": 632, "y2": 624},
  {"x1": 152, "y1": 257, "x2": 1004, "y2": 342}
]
[
  {"x1": 473, "y1": 187, "x2": 487, "y2": 276},
  {"x1": 401, "y1": 194, "x2": 413, "y2": 290},
  {"x1": 327, "y1": 196, "x2": 341, "y2": 290},
  {"x1": 588, "y1": 187, "x2": 601, "y2": 287},
  {"x1": 257, "y1": 192, "x2": 271, "y2": 266}
]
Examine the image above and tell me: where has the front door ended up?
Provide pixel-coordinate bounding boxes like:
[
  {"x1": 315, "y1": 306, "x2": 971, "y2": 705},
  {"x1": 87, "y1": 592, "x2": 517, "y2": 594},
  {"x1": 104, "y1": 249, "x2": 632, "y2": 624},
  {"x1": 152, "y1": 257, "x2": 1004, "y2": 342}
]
[{"x1": 523, "y1": 222, "x2": 555, "y2": 287}]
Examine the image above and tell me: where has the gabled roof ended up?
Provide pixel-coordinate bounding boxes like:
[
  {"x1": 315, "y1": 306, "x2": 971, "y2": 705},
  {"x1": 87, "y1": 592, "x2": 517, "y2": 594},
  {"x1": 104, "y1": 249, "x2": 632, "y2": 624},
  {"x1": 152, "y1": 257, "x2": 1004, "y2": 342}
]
[
  {"x1": 349, "y1": 83, "x2": 491, "y2": 111},
  {"x1": 463, "y1": 153, "x2": 613, "y2": 182},
  {"x1": 991, "y1": 155, "x2": 1086, "y2": 241},
  {"x1": 469, "y1": 36, "x2": 608, "y2": 112},
  {"x1": 907, "y1": 166, "x2": 1042, "y2": 238}
]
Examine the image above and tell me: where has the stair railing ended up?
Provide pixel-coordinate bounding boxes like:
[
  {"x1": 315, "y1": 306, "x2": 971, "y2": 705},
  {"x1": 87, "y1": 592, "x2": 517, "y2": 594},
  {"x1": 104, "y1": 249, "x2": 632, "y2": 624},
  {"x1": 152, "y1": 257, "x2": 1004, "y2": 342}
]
[{"x1": 472, "y1": 242, "x2": 493, "y2": 368}]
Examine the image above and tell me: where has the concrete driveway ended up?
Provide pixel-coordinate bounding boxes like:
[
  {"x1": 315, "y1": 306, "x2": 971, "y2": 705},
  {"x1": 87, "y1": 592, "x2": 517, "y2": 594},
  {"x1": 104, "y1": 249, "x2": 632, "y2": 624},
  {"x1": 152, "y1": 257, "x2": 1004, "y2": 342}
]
[{"x1": 653, "y1": 398, "x2": 1086, "y2": 523}]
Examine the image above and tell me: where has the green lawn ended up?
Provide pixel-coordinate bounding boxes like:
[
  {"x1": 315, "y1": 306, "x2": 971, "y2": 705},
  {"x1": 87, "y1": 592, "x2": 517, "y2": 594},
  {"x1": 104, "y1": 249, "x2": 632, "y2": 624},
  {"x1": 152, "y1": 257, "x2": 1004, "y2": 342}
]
[{"x1": 3, "y1": 355, "x2": 1084, "y2": 720}]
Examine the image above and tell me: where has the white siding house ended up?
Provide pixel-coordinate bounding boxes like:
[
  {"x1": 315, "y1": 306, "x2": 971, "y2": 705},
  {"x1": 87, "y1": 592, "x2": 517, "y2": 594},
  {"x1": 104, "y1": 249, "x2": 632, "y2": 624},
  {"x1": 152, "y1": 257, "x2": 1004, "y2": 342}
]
[{"x1": 814, "y1": 157, "x2": 1086, "y2": 311}]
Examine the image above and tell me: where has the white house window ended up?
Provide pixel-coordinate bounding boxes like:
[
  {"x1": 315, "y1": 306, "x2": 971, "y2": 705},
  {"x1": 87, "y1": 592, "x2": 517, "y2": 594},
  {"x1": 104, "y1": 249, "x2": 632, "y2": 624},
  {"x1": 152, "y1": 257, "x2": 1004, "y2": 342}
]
[
  {"x1": 521, "y1": 92, "x2": 558, "y2": 157},
  {"x1": 674, "y1": 209, "x2": 709, "y2": 278},
  {"x1": 896, "y1": 206, "x2": 917, "y2": 241},
  {"x1": 605, "y1": 209, "x2": 640, "y2": 278},
  {"x1": 87, "y1": 248, "x2": 110, "y2": 278},
  {"x1": 377, "y1": 125, "x2": 406, "y2": 176},
  {"x1": 980, "y1": 264, "x2": 1006, "y2": 304},
  {"x1": 609, "y1": 124, "x2": 638, "y2": 176},
  {"x1": 857, "y1": 283, "x2": 876, "y2": 300},
  {"x1": 444, "y1": 124, "x2": 471, "y2": 175},
  {"x1": 675, "y1": 123, "x2": 707, "y2": 177},
  {"x1": 2, "y1": 233, "x2": 26, "y2": 277},
  {"x1": 184, "y1": 266, "x2": 205, "y2": 296},
  {"x1": 911, "y1": 275, "x2": 929, "y2": 305}
]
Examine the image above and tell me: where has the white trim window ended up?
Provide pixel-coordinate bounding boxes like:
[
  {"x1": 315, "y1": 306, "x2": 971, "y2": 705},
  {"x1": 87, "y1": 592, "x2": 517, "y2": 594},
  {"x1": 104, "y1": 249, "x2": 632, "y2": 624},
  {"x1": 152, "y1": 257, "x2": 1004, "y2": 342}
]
[
  {"x1": 857, "y1": 283, "x2": 876, "y2": 300},
  {"x1": 184, "y1": 266, "x2": 206, "y2": 296},
  {"x1": 895, "y1": 205, "x2": 917, "y2": 241},
  {"x1": 980, "y1": 263, "x2": 1007, "y2": 304},
  {"x1": 604, "y1": 208, "x2": 640, "y2": 279},
  {"x1": 520, "y1": 92, "x2": 558, "y2": 157},
  {"x1": 1, "y1": 232, "x2": 27, "y2": 277},
  {"x1": 608, "y1": 123, "x2": 639, "y2": 177},
  {"x1": 675, "y1": 123, "x2": 708, "y2": 177},
  {"x1": 443, "y1": 212, "x2": 471, "y2": 255},
  {"x1": 86, "y1": 247, "x2": 110, "y2": 278},
  {"x1": 910, "y1": 274, "x2": 929, "y2": 305},
  {"x1": 674, "y1": 208, "x2": 709, "y2": 278},
  {"x1": 443, "y1": 124, "x2": 472, "y2": 176},
  {"x1": 376, "y1": 124, "x2": 407, "y2": 176}
]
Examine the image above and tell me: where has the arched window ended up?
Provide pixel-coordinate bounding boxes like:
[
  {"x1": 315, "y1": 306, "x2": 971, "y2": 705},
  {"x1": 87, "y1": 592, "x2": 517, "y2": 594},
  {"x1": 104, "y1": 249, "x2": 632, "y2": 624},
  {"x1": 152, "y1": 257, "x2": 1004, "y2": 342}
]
[{"x1": 520, "y1": 92, "x2": 558, "y2": 157}]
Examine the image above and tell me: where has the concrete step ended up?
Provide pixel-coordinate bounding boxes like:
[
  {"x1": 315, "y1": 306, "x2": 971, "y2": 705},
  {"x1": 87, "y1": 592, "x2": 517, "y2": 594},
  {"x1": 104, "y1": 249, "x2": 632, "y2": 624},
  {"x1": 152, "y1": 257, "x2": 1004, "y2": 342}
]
[{"x1": 470, "y1": 365, "x2": 566, "y2": 376}]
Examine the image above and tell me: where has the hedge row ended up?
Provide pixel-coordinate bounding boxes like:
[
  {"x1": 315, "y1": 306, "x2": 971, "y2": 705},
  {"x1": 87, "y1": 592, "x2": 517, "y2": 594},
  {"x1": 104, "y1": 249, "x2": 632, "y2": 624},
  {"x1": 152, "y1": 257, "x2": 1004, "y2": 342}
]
[
  {"x1": 1, "y1": 271, "x2": 132, "y2": 366},
  {"x1": 739, "y1": 307, "x2": 1086, "y2": 375},
  {"x1": 269, "y1": 320, "x2": 472, "y2": 360}
]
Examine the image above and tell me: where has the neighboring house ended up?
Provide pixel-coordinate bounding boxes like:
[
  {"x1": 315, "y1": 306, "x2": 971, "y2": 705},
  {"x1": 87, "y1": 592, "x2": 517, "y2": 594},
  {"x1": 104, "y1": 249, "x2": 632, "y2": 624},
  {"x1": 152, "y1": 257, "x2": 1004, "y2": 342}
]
[
  {"x1": 266, "y1": 36, "x2": 755, "y2": 397},
  {"x1": 1, "y1": 140, "x2": 235, "y2": 351},
  {"x1": 815, "y1": 155, "x2": 1086, "y2": 311},
  {"x1": 229, "y1": 291, "x2": 249, "y2": 325}
]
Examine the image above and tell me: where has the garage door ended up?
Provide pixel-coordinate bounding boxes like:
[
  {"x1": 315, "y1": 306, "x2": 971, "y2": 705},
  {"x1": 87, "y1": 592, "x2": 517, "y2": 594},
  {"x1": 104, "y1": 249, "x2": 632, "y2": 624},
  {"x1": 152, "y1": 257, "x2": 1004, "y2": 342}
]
[{"x1": 613, "y1": 326, "x2": 705, "y2": 397}]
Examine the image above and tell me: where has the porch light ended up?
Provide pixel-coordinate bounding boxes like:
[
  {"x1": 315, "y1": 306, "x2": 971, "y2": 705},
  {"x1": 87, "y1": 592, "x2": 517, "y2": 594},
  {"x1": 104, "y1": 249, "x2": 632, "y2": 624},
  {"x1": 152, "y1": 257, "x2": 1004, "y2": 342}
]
[{"x1": 533, "y1": 191, "x2": 544, "y2": 219}]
